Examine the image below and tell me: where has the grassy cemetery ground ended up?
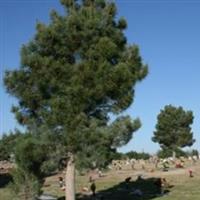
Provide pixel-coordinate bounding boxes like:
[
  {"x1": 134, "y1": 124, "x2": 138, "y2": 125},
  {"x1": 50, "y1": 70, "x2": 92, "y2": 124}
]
[{"x1": 1, "y1": 161, "x2": 200, "y2": 200}]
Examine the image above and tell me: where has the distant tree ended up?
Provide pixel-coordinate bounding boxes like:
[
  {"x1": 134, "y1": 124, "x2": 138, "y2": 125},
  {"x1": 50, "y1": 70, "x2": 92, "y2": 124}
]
[
  {"x1": 157, "y1": 147, "x2": 186, "y2": 159},
  {"x1": 111, "y1": 152, "x2": 127, "y2": 160},
  {"x1": 191, "y1": 149, "x2": 199, "y2": 157},
  {"x1": 185, "y1": 149, "x2": 199, "y2": 157},
  {"x1": 126, "y1": 151, "x2": 150, "y2": 160},
  {"x1": 4, "y1": 0, "x2": 148, "y2": 199},
  {"x1": 152, "y1": 105, "x2": 195, "y2": 158}
]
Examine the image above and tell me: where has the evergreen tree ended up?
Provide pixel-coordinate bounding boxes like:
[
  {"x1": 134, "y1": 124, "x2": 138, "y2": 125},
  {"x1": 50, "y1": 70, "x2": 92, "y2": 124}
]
[
  {"x1": 157, "y1": 147, "x2": 186, "y2": 159},
  {"x1": 152, "y1": 105, "x2": 195, "y2": 158},
  {"x1": 125, "y1": 151, "x2": 150, "y2": 160},
  {"x1": 0, "y1": 131, "x2": 22, "y2": 161},
  {"x1": 10, "y1": 168, "x2": 41, "y2": 200},
  {"x1": 4, "y1": 0, "x2": 148, "y2": 199},
  {"x1": 8, "y1": 132, "x2": 65, "y2": 199}
]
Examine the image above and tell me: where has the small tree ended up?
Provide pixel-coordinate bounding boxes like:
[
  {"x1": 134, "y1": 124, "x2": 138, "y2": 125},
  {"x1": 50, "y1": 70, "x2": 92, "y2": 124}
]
[
  {"x1": 10, "y1": 168, "x2": 41, "y2": 200},
  {"x1": 152, "y1": 105, "x2": 195, "y2": 158},
  {"x1": 14, "y1": 136, "x2": 47, "y2": 178},
  {"x1": 4, "y1": 0, "x2": 148, "y2": 199},
  {"x1": 8, "y1": 132, "x2": 66, "y2": 199},
  {"x1": 0, "y1": 131, "x2": 22, "y2": 161}
]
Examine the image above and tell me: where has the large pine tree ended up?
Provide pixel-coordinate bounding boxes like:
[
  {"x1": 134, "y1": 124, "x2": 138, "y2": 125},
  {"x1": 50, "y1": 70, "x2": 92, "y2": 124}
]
[{"x1": 4, "y1": 0, "x2": 148, "y2": 199}]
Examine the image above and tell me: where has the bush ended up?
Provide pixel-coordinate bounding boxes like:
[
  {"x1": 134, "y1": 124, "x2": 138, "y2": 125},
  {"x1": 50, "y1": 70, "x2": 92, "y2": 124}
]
[
  {"x1": 0, "y1": 131, "x2": 22, "y2": 161},
  {"x1": 15, "y1": 136, "x2": 47, "y2": 178},
  {"x1": 9, "y1": 168, "x2": 41, "y2": 200}
]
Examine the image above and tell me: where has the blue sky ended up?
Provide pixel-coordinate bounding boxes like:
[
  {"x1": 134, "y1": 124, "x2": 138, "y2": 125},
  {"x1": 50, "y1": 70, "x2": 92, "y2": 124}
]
[{"x1": 1, "y1": 0, "x2": 200, "y2": 153}]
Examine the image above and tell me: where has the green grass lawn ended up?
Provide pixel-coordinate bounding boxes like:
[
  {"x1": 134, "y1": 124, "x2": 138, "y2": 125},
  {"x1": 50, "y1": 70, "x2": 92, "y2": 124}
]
[{"x1": 1, "y1": 165, "x2": 200, "y2": 200}]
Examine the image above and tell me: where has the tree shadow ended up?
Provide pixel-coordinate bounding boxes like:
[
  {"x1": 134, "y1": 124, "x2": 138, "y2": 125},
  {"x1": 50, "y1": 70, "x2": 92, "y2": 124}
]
[
  {"x1": 78, "y1": 177, "x2": 173, "y2": 200},
  {"x1": 0, "y1": 173, "x2": 13, "y2": 188},
  {"x1": 58, "y1": 177, "x2": 173, "y2": 200}
]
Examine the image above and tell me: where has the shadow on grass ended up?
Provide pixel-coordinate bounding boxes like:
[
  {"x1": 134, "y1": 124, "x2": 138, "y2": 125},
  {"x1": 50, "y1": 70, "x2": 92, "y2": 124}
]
[
  {"x1": 0, "y1": 173, "x2": 13, "y2": 188},
  {"x1": 58, "y1": 177, "x2": 172, "y2": 200}
]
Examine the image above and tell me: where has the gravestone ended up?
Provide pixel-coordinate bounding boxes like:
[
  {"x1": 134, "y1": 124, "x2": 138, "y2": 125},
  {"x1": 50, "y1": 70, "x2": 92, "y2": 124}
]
[{"x1": 37, "y1": 194, "x2": 58, "y2": 200}]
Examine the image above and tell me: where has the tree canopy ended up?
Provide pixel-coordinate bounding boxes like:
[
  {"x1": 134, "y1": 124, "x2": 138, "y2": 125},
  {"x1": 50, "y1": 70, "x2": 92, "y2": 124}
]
[
  {"x1": 4, "y1": 1, "x2": 148, "y2": 199},
  {"x1": 152, "y1": 105, "x2": 195, "y2": 151},
  {"x1": 4, "y1": 0, "x2": 147, "y2": 163}
]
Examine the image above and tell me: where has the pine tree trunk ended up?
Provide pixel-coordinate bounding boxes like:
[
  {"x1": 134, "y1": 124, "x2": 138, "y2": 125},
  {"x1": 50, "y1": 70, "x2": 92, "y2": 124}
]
[{"x1": 65, "y1": 153, "x2": 75, "y2": 200}]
